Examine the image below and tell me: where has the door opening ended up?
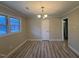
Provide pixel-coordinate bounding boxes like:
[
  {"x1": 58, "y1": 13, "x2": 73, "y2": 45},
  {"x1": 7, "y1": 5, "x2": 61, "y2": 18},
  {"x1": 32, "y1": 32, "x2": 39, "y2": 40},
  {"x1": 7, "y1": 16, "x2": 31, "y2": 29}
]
[{"x1": 63, "y1": 18, "x2": 68, "y2": 40}]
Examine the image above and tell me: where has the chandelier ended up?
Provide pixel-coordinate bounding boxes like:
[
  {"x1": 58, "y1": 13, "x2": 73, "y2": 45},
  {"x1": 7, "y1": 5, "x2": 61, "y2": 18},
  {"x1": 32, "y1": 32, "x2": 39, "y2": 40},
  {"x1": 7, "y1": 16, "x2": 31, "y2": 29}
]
[{"x1": 37, "y1": 6, "x2": 48, "y2": 19}]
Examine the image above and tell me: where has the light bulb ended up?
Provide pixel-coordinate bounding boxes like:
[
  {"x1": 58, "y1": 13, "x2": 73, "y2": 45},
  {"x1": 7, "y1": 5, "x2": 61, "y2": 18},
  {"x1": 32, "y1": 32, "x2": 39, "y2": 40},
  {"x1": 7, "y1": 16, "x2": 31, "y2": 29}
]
[
  {"x1": 43, "y1": 14, "x2": 48, "y2": 19},
  {"x1": 37, "y1": 15, "x2": 41, "y2": 18},
  {"x1": 44, "y1": 14, "x2": 48, "y2": 18}
]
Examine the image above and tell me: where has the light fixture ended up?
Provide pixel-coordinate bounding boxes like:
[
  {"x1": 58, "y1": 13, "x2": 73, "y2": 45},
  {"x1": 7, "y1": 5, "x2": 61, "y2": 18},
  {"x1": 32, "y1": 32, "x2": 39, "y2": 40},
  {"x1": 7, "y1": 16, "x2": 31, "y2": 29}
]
[{"x1": 37, "y1": 6, "x2": 48, "y2": 19}]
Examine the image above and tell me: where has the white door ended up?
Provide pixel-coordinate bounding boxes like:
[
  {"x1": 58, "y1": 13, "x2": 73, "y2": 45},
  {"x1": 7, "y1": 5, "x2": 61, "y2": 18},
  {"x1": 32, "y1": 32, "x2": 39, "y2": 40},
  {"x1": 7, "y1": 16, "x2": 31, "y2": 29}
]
[{"x1": 42, "y1": 19, "x2": 49, "y2": 40}]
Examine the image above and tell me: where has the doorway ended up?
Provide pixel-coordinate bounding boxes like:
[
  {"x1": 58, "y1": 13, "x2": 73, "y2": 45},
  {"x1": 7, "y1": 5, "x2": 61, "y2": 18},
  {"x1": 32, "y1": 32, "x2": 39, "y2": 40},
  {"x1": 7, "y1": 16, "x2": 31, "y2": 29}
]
[
  {"x1": 42, "y1": 19, "x2": 49, "y2": 40},
  {"x1": 63, "y1": 18, "x2": 68, "y2": 40}
]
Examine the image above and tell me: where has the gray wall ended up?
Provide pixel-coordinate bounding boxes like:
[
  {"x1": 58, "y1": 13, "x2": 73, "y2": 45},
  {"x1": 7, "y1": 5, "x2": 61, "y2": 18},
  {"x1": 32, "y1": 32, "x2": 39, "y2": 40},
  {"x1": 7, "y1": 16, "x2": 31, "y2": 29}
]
[{"x1": 64, "y1": 6, "x2": 79, "y2": 54}]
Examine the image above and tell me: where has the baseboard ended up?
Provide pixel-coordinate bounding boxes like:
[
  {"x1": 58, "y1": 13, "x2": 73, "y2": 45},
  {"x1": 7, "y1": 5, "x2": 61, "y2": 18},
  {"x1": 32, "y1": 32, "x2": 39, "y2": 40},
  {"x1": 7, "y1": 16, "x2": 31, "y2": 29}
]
[
  {"x1": 5, "y1": 40, "x2": 27, "y2": 58},
  {"x1": 27, "y1": 39, "x2": 42, "y2": 41},
  {"x1": 27, "y1": 39, "x2": 63, "y2": 41},
  {"x1": 68, "y1": 45, "x2": 79, "y2": 56},
  {"x1": 49, "y1": 39, "x2": 63, "y2": 41}
]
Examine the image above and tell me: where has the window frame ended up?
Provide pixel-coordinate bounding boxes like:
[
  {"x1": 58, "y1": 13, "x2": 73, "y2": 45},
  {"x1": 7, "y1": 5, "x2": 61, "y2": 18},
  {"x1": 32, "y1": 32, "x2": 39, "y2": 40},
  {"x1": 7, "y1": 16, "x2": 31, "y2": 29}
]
[
  {"x1": 0, "y1": 15, "x2": 8, "y2": 35},
  {"x1": 9, "y1": 17, "x2": 21, "y2": 33},
  {"x1": 0, "y1": 14, "x2": 21, "y2": 37}
]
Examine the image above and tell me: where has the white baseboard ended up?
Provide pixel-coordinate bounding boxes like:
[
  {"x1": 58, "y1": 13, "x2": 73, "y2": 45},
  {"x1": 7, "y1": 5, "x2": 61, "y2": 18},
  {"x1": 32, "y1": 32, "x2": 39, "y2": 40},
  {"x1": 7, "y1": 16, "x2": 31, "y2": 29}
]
[
  {"x1": 5, "y1": 40, "x2": 27, "y2": 58},
  {"x1": 68, "y1": 45, "x2": 79, "y2": 56},
  {"x1": 27, "y1": 39, "x2": 42, "y2": 41},
  {"x1": 49, "y1": 39, "x2": 63, "y2": 41},
  {"x1": 27, "y1": 39, "x2": 63, "y2": 41}
]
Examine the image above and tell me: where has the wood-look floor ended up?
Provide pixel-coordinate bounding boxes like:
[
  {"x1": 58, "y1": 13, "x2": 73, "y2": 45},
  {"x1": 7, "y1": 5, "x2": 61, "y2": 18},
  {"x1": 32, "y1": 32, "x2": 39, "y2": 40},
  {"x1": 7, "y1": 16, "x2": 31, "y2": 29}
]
[{"x1": 7, "y1": 40, "x2": 78, "y2": 58}]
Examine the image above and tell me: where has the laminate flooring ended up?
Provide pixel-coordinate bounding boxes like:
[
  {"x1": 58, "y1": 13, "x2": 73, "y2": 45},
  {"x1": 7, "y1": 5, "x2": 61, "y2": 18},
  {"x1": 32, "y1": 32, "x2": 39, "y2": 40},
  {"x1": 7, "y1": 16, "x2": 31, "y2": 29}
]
[{"x1": 7, "y1": 40, "x2": 79, "y2": 58}]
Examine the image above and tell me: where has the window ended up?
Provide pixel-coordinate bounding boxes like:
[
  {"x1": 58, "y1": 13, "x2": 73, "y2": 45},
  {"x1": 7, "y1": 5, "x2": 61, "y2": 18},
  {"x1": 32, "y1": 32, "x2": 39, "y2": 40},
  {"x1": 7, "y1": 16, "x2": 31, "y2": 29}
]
[
  {"x1": 0, "y1": 15, "x2": 7, "y2": 35},
  {"x1": 0, "y1": 15, "x2": 21, "y2": 36},
  {"x1": 9, "y1": 17, "x2": 20, "y2": 32}
]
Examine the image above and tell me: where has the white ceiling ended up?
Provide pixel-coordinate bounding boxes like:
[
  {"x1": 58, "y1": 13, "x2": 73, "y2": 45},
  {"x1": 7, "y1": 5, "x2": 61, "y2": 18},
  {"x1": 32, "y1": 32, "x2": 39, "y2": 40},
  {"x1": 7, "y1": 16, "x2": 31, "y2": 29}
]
[{"x1": 1, "y1": 1, "x2": 79, "y2": 17}]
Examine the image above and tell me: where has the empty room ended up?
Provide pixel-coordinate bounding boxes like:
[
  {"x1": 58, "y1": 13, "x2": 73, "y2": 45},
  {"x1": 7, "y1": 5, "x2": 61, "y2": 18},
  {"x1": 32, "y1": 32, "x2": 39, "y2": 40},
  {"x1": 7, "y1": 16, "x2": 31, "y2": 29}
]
[{"x1": 0, "y1": 1, "x2": 79, "y2": 58}]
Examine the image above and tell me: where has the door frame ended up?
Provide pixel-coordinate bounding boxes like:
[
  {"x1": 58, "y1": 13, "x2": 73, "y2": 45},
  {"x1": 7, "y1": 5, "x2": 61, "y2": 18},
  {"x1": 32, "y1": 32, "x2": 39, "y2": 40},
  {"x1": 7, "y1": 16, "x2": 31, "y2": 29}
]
[{"x1": 62, "y1": 17, "x2": 68, "y2": 41}]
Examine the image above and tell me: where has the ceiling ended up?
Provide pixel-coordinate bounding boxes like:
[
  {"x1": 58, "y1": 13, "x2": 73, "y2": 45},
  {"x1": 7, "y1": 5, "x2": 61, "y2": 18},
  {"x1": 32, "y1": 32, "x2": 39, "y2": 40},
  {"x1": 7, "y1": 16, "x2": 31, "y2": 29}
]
[{"x1": 1, "y1": 1, "x2": 79, "y2": 17}]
